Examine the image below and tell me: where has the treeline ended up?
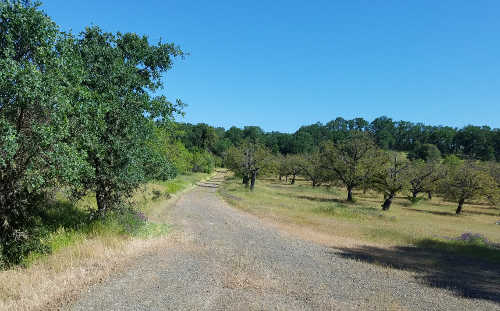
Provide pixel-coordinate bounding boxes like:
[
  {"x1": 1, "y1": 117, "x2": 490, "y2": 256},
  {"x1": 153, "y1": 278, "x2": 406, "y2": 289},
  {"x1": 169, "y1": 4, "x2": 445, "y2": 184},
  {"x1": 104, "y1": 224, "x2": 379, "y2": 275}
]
[
  {"x1": 224, "y1": 132, "x2": 500, "y2": 215},
  {"x1": 177, "y1": 117, "x2": 500, "y2": 163},
  {"x1": 0, "y1": 1, "x2": 199, "y2": 265}
]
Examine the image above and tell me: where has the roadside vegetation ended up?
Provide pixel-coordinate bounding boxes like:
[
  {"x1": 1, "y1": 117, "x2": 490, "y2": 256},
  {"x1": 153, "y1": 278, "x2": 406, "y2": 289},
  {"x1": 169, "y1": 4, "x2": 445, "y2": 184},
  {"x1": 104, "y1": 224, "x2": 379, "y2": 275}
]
[
  {"x1": 0, "y1": 171, "x2": 212, "y2": 310},
  {"x1": 0, "y1": 1, "x2": 218, "y2": 269}
]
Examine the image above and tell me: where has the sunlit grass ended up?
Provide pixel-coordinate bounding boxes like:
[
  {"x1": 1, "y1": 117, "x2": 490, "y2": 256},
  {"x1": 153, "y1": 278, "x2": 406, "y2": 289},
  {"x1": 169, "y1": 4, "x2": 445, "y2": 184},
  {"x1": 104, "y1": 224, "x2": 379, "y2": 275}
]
[{"x1": 219, "y1": 175, "x2": 500, "y2": 259}]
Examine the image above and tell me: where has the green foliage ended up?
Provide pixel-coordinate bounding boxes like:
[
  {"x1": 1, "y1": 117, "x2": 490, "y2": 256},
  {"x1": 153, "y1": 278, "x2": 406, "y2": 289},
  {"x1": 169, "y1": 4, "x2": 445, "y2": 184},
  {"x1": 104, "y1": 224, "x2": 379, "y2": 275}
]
[
  {"x1": 373, "y1": 152, "x2": 410, "y2": 210},
  {"x1": 190, "y1": 148, "x2": 215, "y2": 173},
  {"x1": 455, "y1": 126, "x2": 496, "y2": 161},
  {"x1": 322, "y1": 132, "x2": 381, "y2": 201},
  {"x1": 0, "y1": 0, "x2": 89, "y2": 263},
  {"x1": 408, "y1": 143, "x2": 441, "y2": 161},
  {"x1": 180, "y1": 123, "x2": 217, "y2": 151},
  {"x1": 225, "y1": 141, "x2": 273, "y2": 190},
  {"x1": 439, "y1": 160, "x2": 497, "y2": 214},
  {"x1": 407, "y1": 159, "x2": 444, "y2": 202},
  {"x1": 283, "y1": 154, "x2": 303, "y2": 184},
  {"x1": 298, "y1": 150, "x2": 329, "y2": 187},
  {"x1": 0, "y1": 2, "x2": 182, "y2": 265},
  {"x1": 67, "y1": 26, "x2": 183, "y2": 214}
]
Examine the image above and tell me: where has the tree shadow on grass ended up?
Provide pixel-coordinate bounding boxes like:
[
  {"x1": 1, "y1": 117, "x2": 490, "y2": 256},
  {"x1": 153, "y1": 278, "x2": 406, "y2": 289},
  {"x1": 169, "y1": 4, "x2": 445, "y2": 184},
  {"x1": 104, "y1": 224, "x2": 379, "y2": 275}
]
[
  {"x1": 330, "y1": 241, "x2": 500, "y2": 303},
  {"x1": 290, "y1": 194, "x2": 346, "y2": 204},
  {"x1": 403, "y1": 206, "x2": 500, "y2": 217},
  {"x1": 462, "y1": 209, "x2": 500, "y2": 217},
  {"x1": 37, "y1": 200, "x2": 90, "y2": 231},
  {"x1": 402, "y1": 207, "x2": 454, "y2": 217}
]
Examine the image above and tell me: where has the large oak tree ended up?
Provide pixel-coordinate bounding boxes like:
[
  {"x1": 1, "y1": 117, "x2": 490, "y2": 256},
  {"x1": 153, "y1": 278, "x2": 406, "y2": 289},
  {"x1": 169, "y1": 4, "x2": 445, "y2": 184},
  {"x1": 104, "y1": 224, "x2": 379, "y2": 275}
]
[{"x1": 69, "y1": 26, "x2": 183, "y2": 215}]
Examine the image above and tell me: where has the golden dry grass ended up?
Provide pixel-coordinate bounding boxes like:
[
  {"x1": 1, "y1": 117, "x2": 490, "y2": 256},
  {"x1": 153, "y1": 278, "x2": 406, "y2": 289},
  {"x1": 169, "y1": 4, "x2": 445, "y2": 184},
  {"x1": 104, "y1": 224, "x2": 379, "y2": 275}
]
[{"x1": 0, "y1": 235, "x2": 173, "y2": 311}]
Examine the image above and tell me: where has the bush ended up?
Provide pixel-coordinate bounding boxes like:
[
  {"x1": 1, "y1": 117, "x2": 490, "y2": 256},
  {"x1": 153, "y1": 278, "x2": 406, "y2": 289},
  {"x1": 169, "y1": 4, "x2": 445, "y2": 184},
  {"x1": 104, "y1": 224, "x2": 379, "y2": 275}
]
[
  {"x1": 166, "y1": 141, "x2": 194, "y2": 174},
  {"x1": 191, "y1": 149, "x2": 215, "y2": 173},
  {"x1": 0, "y1": 198, "x2": 168, "y2": 268}
]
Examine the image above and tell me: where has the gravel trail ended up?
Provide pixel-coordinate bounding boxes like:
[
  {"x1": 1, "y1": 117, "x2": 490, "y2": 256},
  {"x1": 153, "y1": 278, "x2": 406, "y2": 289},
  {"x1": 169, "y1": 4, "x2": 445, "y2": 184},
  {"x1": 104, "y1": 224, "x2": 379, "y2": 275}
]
[{"x1": 69, "y1": 175, "x2": 499, "y2": 310}]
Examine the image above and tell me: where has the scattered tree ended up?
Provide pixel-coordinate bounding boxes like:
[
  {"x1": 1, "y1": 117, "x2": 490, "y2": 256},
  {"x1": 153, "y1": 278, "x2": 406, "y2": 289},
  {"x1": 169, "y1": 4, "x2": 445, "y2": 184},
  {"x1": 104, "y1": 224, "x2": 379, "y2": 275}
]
[
  {"x1": 373, "y1": 152, "x2": 410, "y2": 211},
  {"x1": 298, "y1": 151, "x2": 328, "y2": 187},
  {"x1": 322, "y1": 132, "x2": 379, "y2": 202},
  {"x1": 440, "y1": 161, "x2": 496, "y2": 214},
  {"x1": 407, "y1": 160, "x2": 444, "y2": 203},
  {"x1": 225, "y1": 142, "x2": 272, "y2": 190},
  {"x1": 285, "y1": 154, "x2": 302, "y2": 184}
]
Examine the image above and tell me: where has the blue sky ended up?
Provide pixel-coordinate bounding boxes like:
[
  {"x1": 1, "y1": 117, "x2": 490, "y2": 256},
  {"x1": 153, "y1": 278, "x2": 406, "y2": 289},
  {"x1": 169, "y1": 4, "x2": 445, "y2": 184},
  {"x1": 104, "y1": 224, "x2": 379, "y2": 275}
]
[{"x1": 41, "y1": 0, "x2": 499, "y2": 132}]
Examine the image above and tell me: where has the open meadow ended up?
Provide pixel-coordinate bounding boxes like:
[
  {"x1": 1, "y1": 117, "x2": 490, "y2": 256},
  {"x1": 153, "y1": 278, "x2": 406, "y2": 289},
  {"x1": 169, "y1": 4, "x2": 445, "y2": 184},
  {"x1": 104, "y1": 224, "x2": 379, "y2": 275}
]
[{"x1": 220, "y1": 174, "x2": 500, "y2": 254}]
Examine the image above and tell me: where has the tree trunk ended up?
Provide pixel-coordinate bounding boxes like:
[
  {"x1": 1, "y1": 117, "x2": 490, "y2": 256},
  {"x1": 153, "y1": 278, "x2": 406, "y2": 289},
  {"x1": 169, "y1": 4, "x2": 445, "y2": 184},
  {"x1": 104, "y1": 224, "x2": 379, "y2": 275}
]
[
  {"x1": 347, "y1": 186, "x2": 353, "y2": 202},
  {"x1": 285, "y1": 175, "x2": 288, "y2": 182},
  {"x1": 456, "y1": 198, "x2": 464, "y2": 214},
  {"x1": 291, "y1": 174, "x2": 296, "y2": 185},
  {"x1": 95, "y1": 188, "x2": 107, "y2": 217},
  {"x1": 427, "y1": 191, "x2": 432, "y2": 200},
  {"x1": 250, "y1": 172, "x2": 257, "y2": 191},
  {"x1": 312, "y1": 179, "x2": 316, "y2": 187},
  {"x1": 382, "y1": 193, "x2": 394, "y2": 211},
  {"x1": 242, "y1": 175, "x2": 249, "y2": 187},
  {"x1": 279, "y1": 175, "x2": 282, "y2": 181}
]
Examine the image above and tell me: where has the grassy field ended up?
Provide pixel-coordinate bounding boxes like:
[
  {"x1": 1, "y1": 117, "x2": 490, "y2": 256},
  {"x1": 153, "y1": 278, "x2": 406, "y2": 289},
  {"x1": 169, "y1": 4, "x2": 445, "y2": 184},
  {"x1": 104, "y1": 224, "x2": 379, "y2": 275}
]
[
  {"x1": 219, "y1": 175, "x2": 500, "y2": 263},
  {"x1": 0, "y1": 171, "x2": 213, "y2": 311}
]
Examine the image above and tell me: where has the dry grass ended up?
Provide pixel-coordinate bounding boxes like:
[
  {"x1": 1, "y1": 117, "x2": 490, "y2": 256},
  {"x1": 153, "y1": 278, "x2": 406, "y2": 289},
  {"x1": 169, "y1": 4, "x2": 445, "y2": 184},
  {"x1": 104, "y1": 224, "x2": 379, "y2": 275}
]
[
  {"x1": 219, "y1": 175, "x2": 500, "y2": 249},
  {"x1": 0, "y1": 235, "x2": 173, "y2": 311}
]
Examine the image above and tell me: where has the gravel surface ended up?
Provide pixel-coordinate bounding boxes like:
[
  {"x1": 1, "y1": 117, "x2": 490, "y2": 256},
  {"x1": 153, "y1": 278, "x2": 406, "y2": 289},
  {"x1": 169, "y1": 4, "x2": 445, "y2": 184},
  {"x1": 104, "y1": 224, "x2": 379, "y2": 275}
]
[{"x1": 69, "y1": 175, "x2": 499, "y2": 310}]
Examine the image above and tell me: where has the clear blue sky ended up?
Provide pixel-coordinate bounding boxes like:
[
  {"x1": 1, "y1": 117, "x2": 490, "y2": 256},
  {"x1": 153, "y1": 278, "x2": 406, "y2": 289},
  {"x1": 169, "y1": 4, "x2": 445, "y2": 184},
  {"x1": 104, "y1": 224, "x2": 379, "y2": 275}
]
[{"x1": 41, "y1": 0, "x2": 499, "y2": 133}]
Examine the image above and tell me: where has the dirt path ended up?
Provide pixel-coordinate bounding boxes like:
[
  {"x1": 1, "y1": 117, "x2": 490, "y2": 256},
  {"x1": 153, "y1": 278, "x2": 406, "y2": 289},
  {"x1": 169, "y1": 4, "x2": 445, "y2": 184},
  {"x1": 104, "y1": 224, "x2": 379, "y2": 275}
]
[{"x1": 69, "y1": 175, "x2": 499, "y2": 310}]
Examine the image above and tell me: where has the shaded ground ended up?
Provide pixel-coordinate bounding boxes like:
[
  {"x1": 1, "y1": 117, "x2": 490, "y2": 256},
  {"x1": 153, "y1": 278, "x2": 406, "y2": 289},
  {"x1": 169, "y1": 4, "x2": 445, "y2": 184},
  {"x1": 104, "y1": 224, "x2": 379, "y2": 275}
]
[
  {"x1": 334, "y1": 244, "x2": 500, "y2": 302},
  {"x1": 68, "y1": 174, "x2": 499, "y2": 310}
]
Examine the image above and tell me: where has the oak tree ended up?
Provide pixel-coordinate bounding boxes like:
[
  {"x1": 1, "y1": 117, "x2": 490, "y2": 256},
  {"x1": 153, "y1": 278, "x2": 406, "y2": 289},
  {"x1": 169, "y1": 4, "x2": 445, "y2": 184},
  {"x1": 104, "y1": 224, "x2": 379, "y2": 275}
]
[
  {"x1": 440, "y1": 161, "x2": 496, "y2": 214},
  {"x1": 322, "y1": 132, "x2": 379, "y2": 202}
]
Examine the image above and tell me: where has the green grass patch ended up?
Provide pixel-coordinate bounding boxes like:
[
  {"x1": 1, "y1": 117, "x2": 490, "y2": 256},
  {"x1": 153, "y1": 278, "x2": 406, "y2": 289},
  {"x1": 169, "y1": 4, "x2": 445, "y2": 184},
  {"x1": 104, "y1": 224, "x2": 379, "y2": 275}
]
[
  {"x1": 312, "y1": 203, "x2": 380, "y2": 219},
  {"x1": 366, "y1": 227, "x2": 416, "y2": 244},
  {"x1": 416, "y1": 237, "x2": 500, "y2": 263}
]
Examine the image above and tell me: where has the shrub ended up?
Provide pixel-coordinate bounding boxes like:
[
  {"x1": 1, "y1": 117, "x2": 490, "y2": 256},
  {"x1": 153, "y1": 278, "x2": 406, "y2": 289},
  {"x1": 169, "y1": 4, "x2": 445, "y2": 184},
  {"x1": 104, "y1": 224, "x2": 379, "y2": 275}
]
[{"x1": 191, "y1": 149, "x2": 215, "y2": 173}]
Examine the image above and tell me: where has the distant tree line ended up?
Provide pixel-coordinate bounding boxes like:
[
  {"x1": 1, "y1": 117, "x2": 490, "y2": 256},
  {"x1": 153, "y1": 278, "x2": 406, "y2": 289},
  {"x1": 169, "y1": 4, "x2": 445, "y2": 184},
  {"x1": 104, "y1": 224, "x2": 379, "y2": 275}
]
[{"x1": 177, "y1": 117, "x2": 500, "y2": 163}]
